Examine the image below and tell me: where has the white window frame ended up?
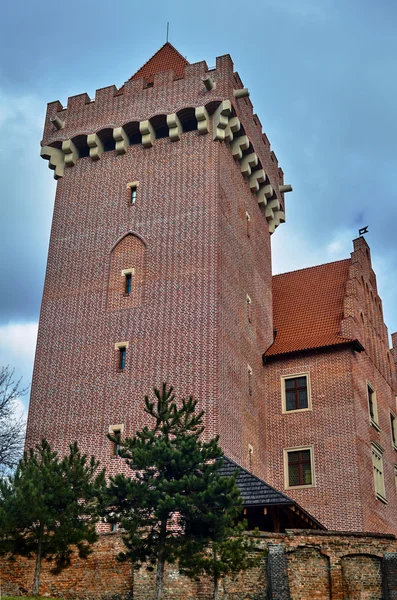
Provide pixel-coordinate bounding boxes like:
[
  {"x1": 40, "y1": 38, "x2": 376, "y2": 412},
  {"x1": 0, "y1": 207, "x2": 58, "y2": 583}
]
[
  {"x1": 281, "y1": 373, "x2": 312, "y2": 414},
  {"x1": 284, "y1": 445, "x2": 315, "y2": 490},
  {"x1": 371, "y1": 442, "x2": 387, "y2": 503},
  {"x1": 367, "y1": 381, "x2": 380, "y2": 430},
  {"x1": 391, "y1": 412, "x2": 397, "y2": 451}
]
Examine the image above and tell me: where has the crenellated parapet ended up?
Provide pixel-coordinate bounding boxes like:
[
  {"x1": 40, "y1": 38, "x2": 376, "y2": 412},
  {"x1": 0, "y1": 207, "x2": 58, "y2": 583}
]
[{"x1": 41, "y1": 51, "x2": 292, "y2": 234}]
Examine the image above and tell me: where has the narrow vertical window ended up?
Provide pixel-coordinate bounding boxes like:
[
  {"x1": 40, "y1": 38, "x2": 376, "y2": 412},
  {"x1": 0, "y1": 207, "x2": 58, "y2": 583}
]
[
  {"x1": 371, "y1": 443, "x2": 386, "y2": 501},
  {"x1": 114, "y1": 342, "x2": 129, "y2": 371},
  {"x1": 125, "y1": 273, "x2": 132, "y2": 295},
  {"x1": 367, "y1": 383, "x2": 379, "y2": 428},
  {"x1": 109, "y1": 424, "x2": 124, "y2": 458},
  {"x1": 245, "y1": 211, "x2": 251, "y2": 237},
  {"x1": 127, "y1": 181, "x2": 139, "y2": 206},
  {"x1": 391, "y1": 413, "x2": 397, "y2": 449},
  {"x1": 246, "y1": 294, "x2": 252, "y2": 323},
  {"x1": 113, "y1": 429, "x2": 121, "y2": 455},
  {"x1": 248, "y1": 365, "x2": 253, "y2": 396},
  {"x1": 119, "y1": 347, "x2": 126, "y2": 371}
]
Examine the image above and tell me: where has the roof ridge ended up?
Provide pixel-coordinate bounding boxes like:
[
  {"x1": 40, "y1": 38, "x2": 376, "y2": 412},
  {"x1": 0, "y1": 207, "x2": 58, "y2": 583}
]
[
  {"x1": 127, "y1": 42, "x2": 189, "y2": 83},
  {"x1": 273, "y1": 257, "x2": 351, "y2": 279}
]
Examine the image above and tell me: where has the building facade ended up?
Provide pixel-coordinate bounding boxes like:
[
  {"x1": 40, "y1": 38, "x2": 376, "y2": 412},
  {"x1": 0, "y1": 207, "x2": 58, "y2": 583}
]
[{"x1": 27, "y1": 44, "x2": 397, "y2": 534}]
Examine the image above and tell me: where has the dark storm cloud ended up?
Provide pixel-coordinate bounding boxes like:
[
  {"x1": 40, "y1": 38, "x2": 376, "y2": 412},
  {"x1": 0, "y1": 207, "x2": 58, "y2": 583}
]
[{"x1": 0, "y1": 0, "x2": 396, "y2": 339}]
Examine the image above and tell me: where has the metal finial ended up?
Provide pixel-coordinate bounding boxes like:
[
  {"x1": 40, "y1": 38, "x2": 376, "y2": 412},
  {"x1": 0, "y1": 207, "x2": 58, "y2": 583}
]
[{"x1": 166, "y1": 22, "x2": 169, "y2": 42}]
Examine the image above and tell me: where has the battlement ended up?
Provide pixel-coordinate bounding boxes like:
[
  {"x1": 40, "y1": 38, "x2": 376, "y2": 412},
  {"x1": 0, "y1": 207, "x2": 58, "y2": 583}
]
[{"x1": 41, "y1": 46, "x2": 292, "y2": 235}]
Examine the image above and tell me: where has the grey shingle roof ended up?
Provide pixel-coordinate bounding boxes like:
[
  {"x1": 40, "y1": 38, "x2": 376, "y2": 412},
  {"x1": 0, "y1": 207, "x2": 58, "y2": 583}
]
[
  {"x1": 219, "y1": 456, "x2": 325, "y2": 530},
  {"x1": 218, "y1": 457, "x2": 294, "y2": 507}
]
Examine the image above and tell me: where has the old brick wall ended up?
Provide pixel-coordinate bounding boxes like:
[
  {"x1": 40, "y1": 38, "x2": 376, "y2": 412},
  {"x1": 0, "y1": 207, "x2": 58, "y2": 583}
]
[
  {"x1": 26, "y1": 51, "x2": 281, "y2": 483},
  {"x1": 3, "y1": 531, "x2": 397, "y2": 600}
]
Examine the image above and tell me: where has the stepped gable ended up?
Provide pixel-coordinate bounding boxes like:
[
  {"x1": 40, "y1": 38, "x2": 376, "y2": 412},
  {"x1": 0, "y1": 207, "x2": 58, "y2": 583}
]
[
  {"x1": 265, "y1": 259, "x2": 353, "y2": 358},
  {"x1": 219, "y1": 457, "x2": 325, "y2": 528},
  {"x1": 128, "y1": 42, "x2": 189, "y2": 84}
]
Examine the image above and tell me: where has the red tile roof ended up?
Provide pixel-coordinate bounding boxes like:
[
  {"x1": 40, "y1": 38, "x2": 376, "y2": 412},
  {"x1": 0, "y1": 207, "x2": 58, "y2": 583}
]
[
  {"x1": 265, "y1": 259, "x2": 353, "y2": 358},
  {"x1": 128, "y1": 42, "x2": 189, "y2": 83}
]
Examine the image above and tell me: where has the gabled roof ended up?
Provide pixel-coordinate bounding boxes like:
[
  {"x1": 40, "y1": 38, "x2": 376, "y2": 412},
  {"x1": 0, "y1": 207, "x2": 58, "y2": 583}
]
[
  {"x1": 219, "y1": 457, "x2": 325, "y2": 529},
  {"x1": 265, "y1": 259, "x2": 353, "y2": 358},
  {"x1": 128, "y1": 42, "x2": 189, "y2": 83}
]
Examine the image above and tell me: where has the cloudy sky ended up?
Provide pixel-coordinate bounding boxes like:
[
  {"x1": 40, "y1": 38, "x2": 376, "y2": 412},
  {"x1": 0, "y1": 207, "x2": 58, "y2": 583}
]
[{"x1": 1, "y1": 0, "x2": 396, "y2": 417}]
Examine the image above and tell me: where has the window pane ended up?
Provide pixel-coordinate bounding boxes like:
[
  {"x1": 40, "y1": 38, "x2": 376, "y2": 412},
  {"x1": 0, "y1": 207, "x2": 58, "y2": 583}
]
[
  {"x1": 298, "y1": 389, "x2": 308, "y2": 409},
  {"x1": 288, "y1": 463, "x2": 300, "y2": 486},
  {"x1": 297, "y1": 377, "x2": 307, "y2": 388},
  {"x1": 285, "y1": 379, "x2": 295, "y2": 390},
  {"x1": 302, "y1": 463, "x2": 312, "y2": 485},
  {"x1": 286, "y1": 391, "x2": 296, "y2": 411}
]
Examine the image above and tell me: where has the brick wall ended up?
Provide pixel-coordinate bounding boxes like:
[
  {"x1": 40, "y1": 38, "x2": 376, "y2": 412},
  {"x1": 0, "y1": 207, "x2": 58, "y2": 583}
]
[
  {"x1": 27, "y1": 51, "x2": 280, "y2": 481},
  {"x1": 3, "y1": 531, "x2": 397, "y2": 600}
]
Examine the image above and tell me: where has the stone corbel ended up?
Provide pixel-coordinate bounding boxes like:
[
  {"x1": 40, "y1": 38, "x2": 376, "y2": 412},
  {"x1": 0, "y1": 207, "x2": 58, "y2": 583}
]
[
  {"x1": 231, "y1": 135, "x2": 249, "y2": 159},
  {"x1": 233, "y1": 88, "x2": 250, "y2": 99},
  {"x1": 268, "y1": 211, "x2": 285, "y2": 234},
  {"x1": 265, "y1": 198, "x2": 281, "y2": 221},
  {"x1": 50, "y1": 115, "x2": 65, "y2": 130},
  {"x1": 195, "y1": 106, "x2": 209, "y2": 135},
  {"x1": 249, "y1": 169, "x2": 266, "y2": 192},
  {"x1": 140, "y1": 120, "x2": 155, "y2": 148},
  {"x1": 167, "y1": 113, "x2": 182, "y2": 142},
  {"x1": 240, "y1": 152, "x2": 258, "y2": 177},
  {"x1": 279, "y1": 184, "x2": 293, "y2": 193},
  {"x1": 113, "y1": 127, "x2": 129, "y2": 155},
  {"x1": 257, "y1": 184, "x2": 274, "y2": 206},
  {"x1": 40, "y1": 146, "x2": 65, "y2": 179},
  {"x1": 224, "y1": 116, "x2": 240, "y2": 143},
  {"x1": 62, "y1": 139, "x2": 79, "y2": 167},
  {"x1": 213, "y1": 100, "x2": 232, "y2": 141},
  {"x1": 87, "y1": 133, "x2": 104, "y2": 161}
]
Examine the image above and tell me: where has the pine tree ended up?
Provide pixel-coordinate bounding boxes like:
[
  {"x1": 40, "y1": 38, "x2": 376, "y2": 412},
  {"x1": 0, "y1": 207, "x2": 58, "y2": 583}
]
[
  {"x1": 0, "y1": 440, "x2": 105, "y2": 595},
  {"x1": 106, "y1": 383, "x2": 245, "y2": 600}
]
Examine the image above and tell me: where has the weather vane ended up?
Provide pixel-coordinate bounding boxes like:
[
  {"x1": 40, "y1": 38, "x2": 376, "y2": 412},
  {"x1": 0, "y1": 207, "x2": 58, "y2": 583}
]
[{"x1": 359, "y1": 226, "x2": 368, "y2": 236}]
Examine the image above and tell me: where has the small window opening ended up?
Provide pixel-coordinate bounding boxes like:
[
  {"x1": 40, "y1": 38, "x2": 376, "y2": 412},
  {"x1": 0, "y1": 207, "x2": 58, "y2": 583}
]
[
  {"x1": 248, "y1": 366, "x2": 253, "y2": 396},
  {"x1": 246, "y1": 212, "x2": 251, "y2": 237},
  {"x1": 246, "y1": 294, "x2": 252, "y2": 323},
  {"x1": 119, "y1": 347, "x2": 126, "y2": 371},
  {"x1": 111, "y1": 522, "x2": 118, "y2": 532},
  {"x1": 391, "y1": 413, "x2": 397, "y2": 449},
  {"x1": 131, "y1": 186, "x2": 137, "y2": 205},
  {"x1": 125, "y1": 273, "x2": 132, "y2": 295},
  {"x1": 368, "y1": 384, "x2": 375, "y2": 421},
  {"x1": 112, "y1": 429, "x2": 121, "y2": 455}
]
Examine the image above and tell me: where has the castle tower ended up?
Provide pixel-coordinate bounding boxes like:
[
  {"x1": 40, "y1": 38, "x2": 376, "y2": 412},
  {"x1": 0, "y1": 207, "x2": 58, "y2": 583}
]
[{"x1": 26, "y1": 44, "x2": 290, "y2": 480}]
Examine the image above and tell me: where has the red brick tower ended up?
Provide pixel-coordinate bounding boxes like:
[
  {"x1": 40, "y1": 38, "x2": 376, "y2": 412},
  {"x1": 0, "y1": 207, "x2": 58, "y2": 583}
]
[{"x1": 26, "y1": 44, "x2": 289, "y2": 481}]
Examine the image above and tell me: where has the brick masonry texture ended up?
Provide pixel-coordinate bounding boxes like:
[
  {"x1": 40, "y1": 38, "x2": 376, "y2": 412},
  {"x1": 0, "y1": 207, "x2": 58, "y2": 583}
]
[
  {"x1": 3, "y1": 531, "x2": 397, "y2": 599},
  {"x1": 27, "y1": 44, "x2": 397, "y2": 538}
]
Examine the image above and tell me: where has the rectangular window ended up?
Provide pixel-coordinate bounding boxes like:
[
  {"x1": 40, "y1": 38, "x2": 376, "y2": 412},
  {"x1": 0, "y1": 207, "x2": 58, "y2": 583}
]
[
  {"x1": 391, "y1": 413, "x2": 397, "y2": 449},
  {"x1": 119, "y1": 347, "x2": 126, "y2": 371},
  {"x1": 367, "y1": 382, "x2": 379, "y2": 429},
  {"x1": 371, "y1": 443, "x2": 386, "y2": 501},
  {"x1": 247, "y1": 365, "x2": 253, "y2": 396},
  {"x1": 130, "y1": 186, "x2": 137, "y2": 205},
  {"x1": 246, "y1": 294, "x2": 252, "y2": 323},
  {"x1": 285, "y1": 447, "x2": 314, "y2": 489},
  {"x1": 246, "y1": 212, "x2": 251, "y2": 237},
  {"x1": 125, "y1": 273, "x2": 132, "y2": 295},
  {"x1": 112, "y1": 429, "x2": 121, "y2": 456},
  {"x1": 282, "y1": 374, "x2": 311, "y2": 413}
]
